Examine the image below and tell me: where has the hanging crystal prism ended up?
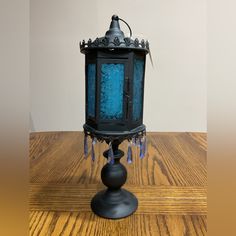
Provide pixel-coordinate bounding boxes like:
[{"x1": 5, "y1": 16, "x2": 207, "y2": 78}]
[
  {"x1": 135, "y1": 137, "x2": 140, "y2": 147},
  {"x1": 140, "y1": 135, "x2": 147, "y2": 159},
  {"x1": 131, "y1": 137, "x2": 136, "y2": 146},
  {"x1": 139, "y1": 136, "x2": 145, "y2": 159},
  {"x1": 127, "y1": 141, "x2": 133, "y2": 164},
  {"x1": 138, "y1": 136, "x2": 142, "y2": 158},
  {"x1": 84, "y1": 133, "x2": 88, "y2": 158},
  {"x1": 108, "y1": 142, "x2": 115, "y2": 164},
  {"x1": 91, "y1": 137, "x2": 97, "y2": 161}
]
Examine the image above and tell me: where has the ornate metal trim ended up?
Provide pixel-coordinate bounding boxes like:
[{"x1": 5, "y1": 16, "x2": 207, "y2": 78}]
[
  {"x1": 80, "y1": 37, "x2": 150, "y2": 53},
  {"x1": 83, "y1": 124, "x2": 146, "y2": 143}
]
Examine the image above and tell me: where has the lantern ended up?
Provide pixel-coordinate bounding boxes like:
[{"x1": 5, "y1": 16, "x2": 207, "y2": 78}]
[{"x1": 80, "y1": 15, "x2": 149, "y2": 219}]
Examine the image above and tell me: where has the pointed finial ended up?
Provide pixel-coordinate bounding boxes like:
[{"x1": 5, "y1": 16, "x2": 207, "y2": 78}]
[
  {"x1": 112, "y1": 15, "x2": 119, "y2": 20},
  {"x1": 105, "y1": 15, "x2": 124, "y2": 38}
]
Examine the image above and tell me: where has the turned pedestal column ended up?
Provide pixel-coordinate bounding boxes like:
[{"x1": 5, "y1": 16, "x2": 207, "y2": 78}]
[{"x1": 91, "y1": 141, "x2": 138, "y2": 219}]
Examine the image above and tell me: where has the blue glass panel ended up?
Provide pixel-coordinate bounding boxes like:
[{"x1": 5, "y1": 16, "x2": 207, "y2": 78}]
[
  {"x1": 100, "y1": 63, "x2": 124, "y2": 120},
  {"x1": 87, "y1": 64, "x2": 96, "y2": 118},
  {"x1": 133, "y1": 58, "x2": 144, "y2": 121}
]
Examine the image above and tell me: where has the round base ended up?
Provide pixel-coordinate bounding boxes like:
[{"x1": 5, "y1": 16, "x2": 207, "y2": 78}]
[{"x1": 91, "y1": 188, "x2": 138, "y2": 219}]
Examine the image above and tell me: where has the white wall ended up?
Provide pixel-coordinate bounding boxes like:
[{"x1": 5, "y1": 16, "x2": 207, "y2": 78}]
[{"x1": 30, "y1": 0, "x2": 206, "y2": 132}]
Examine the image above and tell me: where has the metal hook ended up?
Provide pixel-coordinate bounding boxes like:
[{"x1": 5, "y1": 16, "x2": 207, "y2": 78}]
[{"x1": 118, "y1": 17, "x2": 132, "y2": 38}]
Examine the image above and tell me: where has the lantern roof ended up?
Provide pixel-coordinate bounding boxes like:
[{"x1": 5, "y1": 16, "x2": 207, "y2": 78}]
[{"x1": 80, "y1": 15, "x2": 149, "y2": 54}]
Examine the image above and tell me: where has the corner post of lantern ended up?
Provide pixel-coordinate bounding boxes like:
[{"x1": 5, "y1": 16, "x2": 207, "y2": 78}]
[{"x1": 80, "y1": 15, "x2": 150, "y2": 219}]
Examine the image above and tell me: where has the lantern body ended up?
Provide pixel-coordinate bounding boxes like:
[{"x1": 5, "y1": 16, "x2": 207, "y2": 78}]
[
  {"x1": 80, "y1": 15, "x2": 150, "y2": 219},
  {"x1": 85, "y1": 50, "x2": 146, "y2": 135},
  {"x1": 81, "y1": 15, "x2": 149, "y2": 141}
]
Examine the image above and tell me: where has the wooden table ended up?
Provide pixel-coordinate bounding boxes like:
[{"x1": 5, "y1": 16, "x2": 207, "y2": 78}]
[{"x1": 29, "y1": 132, "x2": 207, "y2": 236}]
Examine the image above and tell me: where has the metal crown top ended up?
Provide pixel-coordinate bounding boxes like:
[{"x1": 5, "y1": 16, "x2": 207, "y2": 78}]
[{"x1": 80, "y1": 15, "x2": 149, "y2": 54}]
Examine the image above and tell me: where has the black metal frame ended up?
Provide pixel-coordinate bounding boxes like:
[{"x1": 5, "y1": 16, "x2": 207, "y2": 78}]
[
  {"x1": 132, "y1": 51, "x2": 146, "y2": 128},
  {"x1": 84, "y1": 49, "x2": 146, "y2": 135}
]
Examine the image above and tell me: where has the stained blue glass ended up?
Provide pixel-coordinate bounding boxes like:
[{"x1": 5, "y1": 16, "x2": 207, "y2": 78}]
[
  {"x1": 133, "y1": 58, "x2": 144, "y2": 121},
  {"x1": 100, "y1": 63, "x2": 124, "y2": 120},
  {"x1": 87, "y1": 64, "x2": 96, "y2": 118}
]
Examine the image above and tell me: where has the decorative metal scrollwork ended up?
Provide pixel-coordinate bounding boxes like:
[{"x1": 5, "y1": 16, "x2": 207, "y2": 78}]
[
  {"x1": 141, "y1": 39, "x2": 145, "y2": 48},
  {"x1": 80, "y1": 37, "x2": 149, "y2": 52},
  {"x1": 84, "y1": 127, "x2": 146, "y2": 143},
  {"x1": 124, "y1": 37, "x2": 131, "y2": 46},
  {"x1": 113, "y1": 37, "x2": 120, "y2": 46},
  {"x1": 94, "y1": 37, "x2": 99, "y2": 46},
  {"x1": 134, "y1": 38, "x2": 139, "y2": 47},
  {"x1": 102, "y1": 37, "x2": 109, "y2": 46},
  {"x1": 146, "y1": 41, "x2": 149, "y2": 50},
  {"x1": 88, "y1": 38, "x2": 92, "y2": 46}
]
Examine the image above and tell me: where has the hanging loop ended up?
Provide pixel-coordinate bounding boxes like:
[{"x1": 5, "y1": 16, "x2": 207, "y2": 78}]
[{"x1": 118, "y1": 17, "x2": 132, "y2": 38}]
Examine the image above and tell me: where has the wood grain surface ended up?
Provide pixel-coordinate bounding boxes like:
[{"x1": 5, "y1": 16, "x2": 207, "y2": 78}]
[{"x1": 29, "y1": 132, "x2": 207, "y2": 236}]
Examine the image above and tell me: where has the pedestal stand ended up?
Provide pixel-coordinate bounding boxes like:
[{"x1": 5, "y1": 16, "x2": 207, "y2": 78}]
[{"x1": 91, "y1": 141, "x2": 138, "y2": 219}]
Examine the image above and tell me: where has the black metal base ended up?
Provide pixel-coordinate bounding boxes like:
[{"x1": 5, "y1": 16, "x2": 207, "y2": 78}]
[
  {"x1": 91, "y1": 189, "x2": 138, "y2": 219},
  {"x1": 90, "y1": 140, "x2": 138, "y2": 219}
]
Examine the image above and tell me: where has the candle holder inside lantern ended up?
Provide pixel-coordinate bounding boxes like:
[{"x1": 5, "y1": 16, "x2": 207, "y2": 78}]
[{"x1": 80, "y1": 15, "x2": 149, "y2": 219}]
